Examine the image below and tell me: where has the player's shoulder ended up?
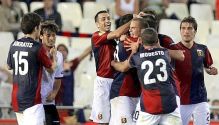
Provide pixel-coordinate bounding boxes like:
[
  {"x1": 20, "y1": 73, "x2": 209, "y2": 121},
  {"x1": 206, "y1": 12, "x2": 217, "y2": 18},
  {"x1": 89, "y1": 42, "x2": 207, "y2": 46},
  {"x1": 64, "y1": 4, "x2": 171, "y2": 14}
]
[
  {"x1": 158, "y1": 34, "x2": 173, "y2": 41},
  {"x1": 194, "y1": 42, "x2": 208, "y2": 50}
]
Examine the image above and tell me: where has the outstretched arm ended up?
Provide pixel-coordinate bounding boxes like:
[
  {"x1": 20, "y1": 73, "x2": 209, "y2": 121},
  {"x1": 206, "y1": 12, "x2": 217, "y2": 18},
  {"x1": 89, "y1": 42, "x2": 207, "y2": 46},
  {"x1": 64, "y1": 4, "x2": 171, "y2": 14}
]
[
  {"x1": 111, "y1": 60, "x2": 130, "y2": 72},
  {"x1": 168, "y1": 50, "x2": 184, "y2": 61},
  {"x1": 111, "y1": 44, "x2": 138, "y2": 72},
  {"x1": 78, "y1": 46, "x2": 92, "y2": 62}
]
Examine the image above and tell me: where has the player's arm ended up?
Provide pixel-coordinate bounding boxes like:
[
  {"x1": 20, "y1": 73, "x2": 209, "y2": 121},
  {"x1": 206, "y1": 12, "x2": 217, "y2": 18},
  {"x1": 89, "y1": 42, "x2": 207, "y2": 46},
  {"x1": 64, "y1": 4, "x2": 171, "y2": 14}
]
[
  {"x1": 107, "y1": 20, "x2": 131, "y2": 40},
  {"x1": 38, "y1": 46, "x2": 56, "y2": 73},
  {"x1": 111, "y1": 45, "x2": 138, "y2": 72},
  {"x1": 111, "y1": 60, "x2": 130, "y2": 72},
  {"x1": 46, "y1": 79, "x2": 62, "y2": 102},
  {"x1": 78, "y1": 46, "x2": 92, "y2": 62},
  {"x1": 45, "y1": 47, "x2": 57, "y2": 73},
  {"x1": 168, "y1": 50, "x2": 184, "y2": 61},
  {"x1": 204, "y1": 48, "x2": 218, "y2": 75},
  {"x1": 205, "y1": 66, "x2": 218, "y2": 75},
  {"x1": 47, "y1": 53, "x2": 63, "y2": 102}
]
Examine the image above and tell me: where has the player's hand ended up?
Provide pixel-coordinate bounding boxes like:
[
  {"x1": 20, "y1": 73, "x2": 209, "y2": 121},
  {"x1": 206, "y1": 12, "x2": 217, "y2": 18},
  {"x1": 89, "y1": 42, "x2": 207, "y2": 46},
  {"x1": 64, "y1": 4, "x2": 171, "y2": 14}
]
[
  {"x1": 46, "y1": 91, "x2": 57, "y2": 102},
  {"x1": 138, "y1": 12, "x2": 146, "y2": 17},
  {"x1": 120, "y1": 35, "x2": 127, "y2": 41},
  {"x1": 111, "y1": 60, "x2": 117, "y2": 67},
  {"x1": 206, "y1": 67, "x2": 218, "y2": 75},
  {"x1": 50, "y1": 47, "x2": 57, "y2": 58},
  {"x1": 124, "y1": 38, "x2": 139, "y2": 52}
]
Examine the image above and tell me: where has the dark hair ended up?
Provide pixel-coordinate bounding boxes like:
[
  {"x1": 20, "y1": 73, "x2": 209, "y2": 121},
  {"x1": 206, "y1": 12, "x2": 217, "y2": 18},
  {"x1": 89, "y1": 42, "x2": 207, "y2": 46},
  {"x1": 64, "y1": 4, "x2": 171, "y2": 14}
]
[
  {"x1": 142, "y1": 8, "x2": 157, "y2": 19},
  {"x1": 132, "y1": 18, "x2": 149, "y2": 29},
  {"x1": 142, "y1": 14, "x2": 157, "y2": 30},
  {"x1": 141, "y1": 28, "x2": 158, "y2": 45},
  {"x1": 118, "y1": 14, "x2": 133, "y2": 27},
  {"x1": 21, "y1": 13, "x2": 42, "y2": 34},
  {"x1": 40, "y1": 21, "x2": 59, "y2": 35},
  {"x1": 94, "y1": 10, "x2": 108, "y2": 22},
  {"x1": 57, "y1": 44, "x2": 68, "y2": 54},
  {"x1": 180, "y1": 16, "x2": 197, "y2": 31}
]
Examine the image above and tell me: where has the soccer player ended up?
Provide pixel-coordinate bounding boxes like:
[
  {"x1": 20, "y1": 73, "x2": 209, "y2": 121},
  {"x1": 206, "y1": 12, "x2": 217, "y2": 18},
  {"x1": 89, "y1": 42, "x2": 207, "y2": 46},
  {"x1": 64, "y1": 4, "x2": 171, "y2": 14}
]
[
  {"x1": 110, "y1": 17, "x2": 148, "y2": 125},
  {"x1": 40, "y1": 22, "x2": 63, "y2": 125},
  {"x1": 125, "y1": 10, "x2": 182, "y2": 122},
  {"x1": 7, "y1": 13, "x2": 57, "y2": 125},
  {"x1": 90, "y1": 10, "x2": 131, "y2": 125},
  {"x1": 171, "y1": 16, "x2": 218, "y2": 125},
  {"x1": 111, "y1": 28, "x2": 183, "y2": 125}
]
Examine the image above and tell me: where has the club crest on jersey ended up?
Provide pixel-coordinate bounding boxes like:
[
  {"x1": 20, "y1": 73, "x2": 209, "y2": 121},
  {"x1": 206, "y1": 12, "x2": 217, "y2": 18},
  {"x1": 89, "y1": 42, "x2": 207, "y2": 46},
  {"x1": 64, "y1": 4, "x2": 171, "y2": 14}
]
[
  {"x1": 197, "y1": 49, "x2": 204, "y2": 56},
  {"x1": 121, "y1": 117, "x2": 127, "y2": 123},
  {"x1": 98, "y1": 113, "x2": 103, "y2": 120}
]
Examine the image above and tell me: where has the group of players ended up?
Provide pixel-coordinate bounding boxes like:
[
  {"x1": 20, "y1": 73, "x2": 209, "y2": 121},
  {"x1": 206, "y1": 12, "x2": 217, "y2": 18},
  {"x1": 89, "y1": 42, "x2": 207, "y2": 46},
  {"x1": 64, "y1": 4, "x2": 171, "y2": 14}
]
[
  {"x1": 5, "y1": 8, "x2": 218, "y2": 125},
  {"x1": 7, "y1": 13, "x2": 63, "y2": 125},
  {"x1": 89, "y1": 9, "x2": 218, "y2": 125}
]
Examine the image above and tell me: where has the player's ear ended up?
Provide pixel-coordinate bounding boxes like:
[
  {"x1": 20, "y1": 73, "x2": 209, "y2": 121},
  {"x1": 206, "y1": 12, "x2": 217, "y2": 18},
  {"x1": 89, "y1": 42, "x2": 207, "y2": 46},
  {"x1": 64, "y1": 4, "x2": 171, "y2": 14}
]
[
  {"x1": 96, "y1": 22, "x2": 100, "y2": 28},
  {"x1": 39, "y1": 34, "x2": 43, "y2": 40}
]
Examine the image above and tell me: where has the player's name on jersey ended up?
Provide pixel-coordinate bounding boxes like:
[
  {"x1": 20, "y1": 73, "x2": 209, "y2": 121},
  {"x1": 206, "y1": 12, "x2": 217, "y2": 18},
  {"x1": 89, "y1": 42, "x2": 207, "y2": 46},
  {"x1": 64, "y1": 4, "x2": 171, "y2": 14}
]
[
  {"x1": 140, "y1": 50, "x2": 164, "y2": 58},
  {"x1": 12, "y1": 41, "x2": 33, "y2": 48}
]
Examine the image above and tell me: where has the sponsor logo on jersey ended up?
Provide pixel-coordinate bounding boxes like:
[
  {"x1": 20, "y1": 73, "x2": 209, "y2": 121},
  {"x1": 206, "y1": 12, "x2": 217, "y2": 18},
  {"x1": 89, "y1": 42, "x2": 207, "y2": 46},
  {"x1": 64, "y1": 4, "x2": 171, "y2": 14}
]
[
  {"x1": 98, "y1": 113, "x2": 103, "y2": 120},
  {"x1": 197, "y1": 49, "x2": 204, "y2": 56},
  {"x1": 121, "y1": 117, "x2": 127, "y2": 123}
]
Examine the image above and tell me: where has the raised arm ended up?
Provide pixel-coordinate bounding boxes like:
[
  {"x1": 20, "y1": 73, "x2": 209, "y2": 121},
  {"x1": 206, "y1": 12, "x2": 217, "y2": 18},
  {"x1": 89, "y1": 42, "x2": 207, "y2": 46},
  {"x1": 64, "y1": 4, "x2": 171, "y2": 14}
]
[
  {"x1": 107, "y1": 20, "x2": 131, "y2": 40},
  {"x1": 78, "y1": 46, "x2": 92, "y2": 62}
]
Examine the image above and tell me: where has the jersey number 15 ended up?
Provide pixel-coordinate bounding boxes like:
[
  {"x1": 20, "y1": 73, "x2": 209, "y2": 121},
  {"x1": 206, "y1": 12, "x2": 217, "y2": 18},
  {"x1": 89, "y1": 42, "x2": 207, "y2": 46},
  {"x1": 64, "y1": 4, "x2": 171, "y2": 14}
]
[{"x1": 13, "y1": 51, "x2": 29, "y2": 75}]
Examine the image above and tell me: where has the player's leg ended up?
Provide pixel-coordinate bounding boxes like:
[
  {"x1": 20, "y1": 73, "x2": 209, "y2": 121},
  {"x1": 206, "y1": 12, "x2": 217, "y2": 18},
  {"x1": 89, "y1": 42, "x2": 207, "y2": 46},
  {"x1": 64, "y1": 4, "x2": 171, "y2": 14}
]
[
  {"x1": 23, "y1": 104, "x2": 45, "y2": 125},
  {"x1": 193, "y1": 102, "x2": 210, "y2": 125},
  {"x1": 90, "y1": 76, "x2": 113, "y2": 124},
  {"x1": 136, "y1": 111, "x2": 161, "y2": 125},
  {"x1": 109, "y1": 97, "x2": 118, "y2": 125},
  {"x1": 15, "y1": 112, "x2": 24, "y2": 125},
  {"x1": 160, "y1": 108, "x2": 182, "y2": 125},
  {"x1": 110, "y1": 96, "x2": 139, "y2": 125},
  {"x1": 180, "y1": 104, "x2": 195, "y2": 125},
  {"x1": 43, "y1": 104, "x2": 60, "y2": 125},
  {"x1": 133, "y1": 100, "x2": 140, "y2": 122}
]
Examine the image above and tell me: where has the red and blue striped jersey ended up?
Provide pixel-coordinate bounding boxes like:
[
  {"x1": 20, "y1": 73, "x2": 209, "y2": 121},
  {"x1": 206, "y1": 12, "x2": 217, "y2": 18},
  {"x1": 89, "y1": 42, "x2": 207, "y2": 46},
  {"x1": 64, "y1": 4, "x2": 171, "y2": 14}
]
[
  {"x1": 91, "y1": 31, "x2": 116, "y2": 78},
  {"x1": 129, "y1": 47, "x2": 177, "y2": 114},
  {"x1": 170, "y1": 42, "x2": 213, "y2": 105}
]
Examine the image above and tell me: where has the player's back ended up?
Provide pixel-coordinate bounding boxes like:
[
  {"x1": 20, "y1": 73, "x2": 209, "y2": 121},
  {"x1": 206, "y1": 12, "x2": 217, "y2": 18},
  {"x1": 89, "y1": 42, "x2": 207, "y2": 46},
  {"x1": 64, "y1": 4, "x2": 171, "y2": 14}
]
[
  {"x1": 7, "y1": 37, "x2": 45, "y2": 112},
  {"x1": 130, "y1": 47, "x2": 177, "y2": 114}
]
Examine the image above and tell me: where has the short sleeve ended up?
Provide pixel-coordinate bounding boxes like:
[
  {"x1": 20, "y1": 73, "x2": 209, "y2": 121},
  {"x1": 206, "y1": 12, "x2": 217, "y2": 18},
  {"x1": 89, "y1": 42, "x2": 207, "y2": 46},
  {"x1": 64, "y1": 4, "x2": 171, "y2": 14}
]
[
  {"x1": 204, "y1": 47, "x2": 213, "y2": 68},
  {"x1": 7, "y1": 46, "x2": 12, "y2": 69},
  {"x1": 92, "y1": 32, "x2": 109, "y2": 47}
]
